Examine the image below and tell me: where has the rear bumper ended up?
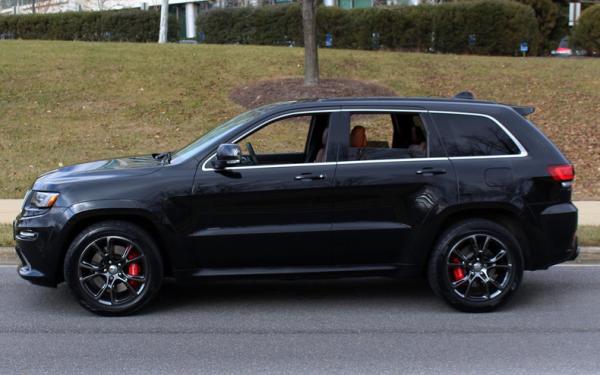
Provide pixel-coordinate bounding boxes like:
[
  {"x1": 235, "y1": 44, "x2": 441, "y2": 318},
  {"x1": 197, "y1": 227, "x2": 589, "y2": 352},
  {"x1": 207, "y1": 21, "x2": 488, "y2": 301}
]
[{"x1": 527, "y1": 202, "x2": 579, "y2": 269}]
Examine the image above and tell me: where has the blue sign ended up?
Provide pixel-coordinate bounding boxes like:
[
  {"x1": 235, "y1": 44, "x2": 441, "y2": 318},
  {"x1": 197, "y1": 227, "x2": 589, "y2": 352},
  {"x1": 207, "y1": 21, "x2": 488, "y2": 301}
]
[
  {"x1": 325, "y1": 33, "x2": 333, "y2": 48},
  {"x1": 468, "y1": 34, "x2": 476, "y2": 46},
  {"x1": 372, "y1": 32, "x2": 380, "y2": 50},
  {"x1": 520, "y1": 41, "x2": 528, "y2": 53}
]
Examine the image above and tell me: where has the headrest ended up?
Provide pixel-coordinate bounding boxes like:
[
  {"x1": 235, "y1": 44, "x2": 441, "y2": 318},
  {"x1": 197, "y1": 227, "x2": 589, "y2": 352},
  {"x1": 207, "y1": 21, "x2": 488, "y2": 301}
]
[{"x1": 350, "y1": 126, "x2": 367, "y2": 148}]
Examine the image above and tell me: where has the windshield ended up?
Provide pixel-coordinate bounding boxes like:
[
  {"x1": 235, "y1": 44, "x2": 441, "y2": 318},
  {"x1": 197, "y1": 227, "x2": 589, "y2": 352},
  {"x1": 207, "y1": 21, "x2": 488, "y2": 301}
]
[{"x1": 171, "y1": 104, "x2": 285, "y2": 163}]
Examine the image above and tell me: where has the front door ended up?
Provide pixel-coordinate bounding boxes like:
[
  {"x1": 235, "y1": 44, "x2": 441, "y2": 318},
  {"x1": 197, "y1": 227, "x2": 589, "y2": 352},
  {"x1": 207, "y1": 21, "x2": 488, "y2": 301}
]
[
  {"x1": 189, "y1": 112, "x2": 339, "y2": 269},
  {"x1": 330, "y1": 109, "x2": 458, "y2": 266}
]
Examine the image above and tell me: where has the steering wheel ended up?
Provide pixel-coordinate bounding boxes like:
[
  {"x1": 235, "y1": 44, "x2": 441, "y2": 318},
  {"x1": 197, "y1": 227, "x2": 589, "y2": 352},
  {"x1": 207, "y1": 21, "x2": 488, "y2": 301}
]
[{"x1": 246, "y1": 142, "x2": 259, "y2": 165}]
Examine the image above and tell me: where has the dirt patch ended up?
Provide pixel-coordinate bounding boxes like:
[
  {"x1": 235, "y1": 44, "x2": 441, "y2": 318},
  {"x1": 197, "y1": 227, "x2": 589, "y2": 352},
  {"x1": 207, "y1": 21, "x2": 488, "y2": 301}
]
[{"x1": 230, "y1": 78, "x2": 397, "y2": 109}]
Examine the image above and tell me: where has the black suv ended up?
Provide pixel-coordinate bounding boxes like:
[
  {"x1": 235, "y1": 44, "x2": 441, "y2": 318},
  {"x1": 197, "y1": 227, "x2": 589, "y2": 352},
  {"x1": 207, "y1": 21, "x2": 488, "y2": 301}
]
[{"x1": 13, "y1": 95, "x2": 578, "y2": 315}]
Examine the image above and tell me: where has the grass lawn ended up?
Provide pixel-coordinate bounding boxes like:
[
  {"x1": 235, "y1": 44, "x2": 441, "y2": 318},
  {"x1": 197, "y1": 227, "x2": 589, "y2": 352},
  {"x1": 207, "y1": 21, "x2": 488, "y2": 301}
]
[
  {"x1": 1, "y1": 223, "x2": 599, "y2": 248},
  {"x1": 0, "y1": 40, "x2": 599, "y2": 198},
  {"x1": 0, "y1": 224, "x2": 13, "y2": 247}
]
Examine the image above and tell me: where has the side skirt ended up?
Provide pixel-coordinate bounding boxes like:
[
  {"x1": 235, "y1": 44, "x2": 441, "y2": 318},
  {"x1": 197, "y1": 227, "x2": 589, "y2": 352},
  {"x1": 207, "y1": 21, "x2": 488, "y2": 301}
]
[{"x1": 173, "y1": 263, "x2": 421, "y2": 282}]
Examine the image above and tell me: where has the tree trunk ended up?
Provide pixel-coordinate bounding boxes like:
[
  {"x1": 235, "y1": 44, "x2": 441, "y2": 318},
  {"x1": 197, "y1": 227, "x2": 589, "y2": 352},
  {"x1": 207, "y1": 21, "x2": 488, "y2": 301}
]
[
  {"x1": 158, "y1": 0, "x2": 169, "y2": 44},
  {"x1": 302, "y1": 0, "x2": 319, "y2": 86}
]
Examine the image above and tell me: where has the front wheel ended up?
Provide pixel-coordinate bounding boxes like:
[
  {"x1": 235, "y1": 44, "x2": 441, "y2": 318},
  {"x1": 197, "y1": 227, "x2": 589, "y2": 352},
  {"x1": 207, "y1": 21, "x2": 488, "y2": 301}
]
[
  {"x1": 64, "y1": 221, "x2": 163, "y2": 316},
  {"x1": 428, "y1": 219, "x2": 524, "y2": 312}
]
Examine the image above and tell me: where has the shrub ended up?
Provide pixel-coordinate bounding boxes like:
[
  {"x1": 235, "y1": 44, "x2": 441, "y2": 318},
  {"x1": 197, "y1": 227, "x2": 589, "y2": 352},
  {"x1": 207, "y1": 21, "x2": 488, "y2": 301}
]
[
  {"x1": 515, "y1": 0, "x2": 559, "y2": 46},
  {"x1": 572, "y1": 4, "x2": 600, "y2": 54},
  {"x1": 0, "y1": 10, "x2": 179, "y2": 42},
  {"x1": 432, "y1": 0, "x2": 541, "y2": 55},
  {"x1": 197, "y1": 1, "x2": 541, "y2": 55}
]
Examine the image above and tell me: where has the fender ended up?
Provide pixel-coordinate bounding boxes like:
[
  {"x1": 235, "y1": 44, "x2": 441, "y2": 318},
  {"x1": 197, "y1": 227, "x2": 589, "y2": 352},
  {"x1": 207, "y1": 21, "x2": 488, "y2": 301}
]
[
  {"x1": 52, "y1": 199, "x2": 181, "y2": 281},
  {"x1": 408, "y1": 200, "x2": 532, "y2": 270}
]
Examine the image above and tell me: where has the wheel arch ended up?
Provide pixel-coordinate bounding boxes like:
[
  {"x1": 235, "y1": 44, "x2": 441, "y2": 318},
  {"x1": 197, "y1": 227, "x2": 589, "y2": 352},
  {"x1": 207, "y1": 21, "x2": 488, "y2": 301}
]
[
  {"x1": 418, "y1": 204, "x2": 532, "y2": 273},
  {"x1": 55, "y1": 207, "x2": 174, "y2": 283}
]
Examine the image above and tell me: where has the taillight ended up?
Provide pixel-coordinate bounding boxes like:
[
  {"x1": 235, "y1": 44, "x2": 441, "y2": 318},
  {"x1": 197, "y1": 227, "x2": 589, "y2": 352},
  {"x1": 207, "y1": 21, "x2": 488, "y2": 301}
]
[{"x1": 548, "y1": 164, "x2": 574, "y2": 182}]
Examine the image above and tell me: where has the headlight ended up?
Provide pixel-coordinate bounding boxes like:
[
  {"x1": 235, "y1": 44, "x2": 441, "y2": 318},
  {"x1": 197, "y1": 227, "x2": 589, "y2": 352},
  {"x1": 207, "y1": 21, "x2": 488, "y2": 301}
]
[{"x1": 29, "y1": 191, "x2": 60, "y2": 208}]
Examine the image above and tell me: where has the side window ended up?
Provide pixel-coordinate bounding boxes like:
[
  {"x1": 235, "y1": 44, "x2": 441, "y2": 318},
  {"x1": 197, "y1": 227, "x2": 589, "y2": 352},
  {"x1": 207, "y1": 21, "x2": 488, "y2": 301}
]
[
  {"x1": 238, "y1": 115, "x2": 312, "y2": 155},
  {"x1": 229, "y1": 114, "x2": 331, "y2": 166},
  {"x1": 433, "y1": 114, "x2": 520, "y2": 157},
  {"x1": 347, "y1": 112, "x2": 431, "y2": 161}
]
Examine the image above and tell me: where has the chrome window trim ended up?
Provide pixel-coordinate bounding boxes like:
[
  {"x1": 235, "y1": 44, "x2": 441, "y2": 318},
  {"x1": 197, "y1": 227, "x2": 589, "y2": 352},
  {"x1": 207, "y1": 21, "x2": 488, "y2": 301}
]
[{"x1": 201, "y1": 108, "x2": 527, "y2": 172}]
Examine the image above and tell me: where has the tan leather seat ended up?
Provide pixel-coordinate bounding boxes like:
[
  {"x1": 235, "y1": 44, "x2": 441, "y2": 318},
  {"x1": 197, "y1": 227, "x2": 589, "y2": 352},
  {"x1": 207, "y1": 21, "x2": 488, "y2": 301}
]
[{"x1": 314, "y1": 128, "x2": 329, "y2": 163}]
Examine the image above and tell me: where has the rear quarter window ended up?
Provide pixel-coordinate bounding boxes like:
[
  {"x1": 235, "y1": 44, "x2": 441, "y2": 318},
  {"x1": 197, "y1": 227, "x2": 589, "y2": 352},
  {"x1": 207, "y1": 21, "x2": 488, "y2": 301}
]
[{"x1": 433, "y1": 113, "x2": 521, "y2": 157}]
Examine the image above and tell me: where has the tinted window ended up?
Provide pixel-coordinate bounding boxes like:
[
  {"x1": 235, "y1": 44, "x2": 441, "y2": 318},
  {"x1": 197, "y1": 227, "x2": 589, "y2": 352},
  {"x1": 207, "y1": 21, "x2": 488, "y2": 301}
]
[{"x1": 433, "y1": 114, "x2": 520, "y2": 157}]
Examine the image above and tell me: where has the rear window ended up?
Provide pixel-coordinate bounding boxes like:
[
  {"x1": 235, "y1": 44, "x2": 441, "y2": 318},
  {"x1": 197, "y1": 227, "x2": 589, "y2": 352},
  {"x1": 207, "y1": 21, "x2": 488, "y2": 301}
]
[{"x1": 433, "y1": 114, "x2": 520, "y2": 157}]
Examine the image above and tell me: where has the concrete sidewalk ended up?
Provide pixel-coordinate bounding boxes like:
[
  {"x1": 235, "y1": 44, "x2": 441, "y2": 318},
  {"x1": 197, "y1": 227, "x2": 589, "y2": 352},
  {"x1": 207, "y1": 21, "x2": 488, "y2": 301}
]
[{"x1": 2, "y1": 199, "x2": 598, "y2": 225}]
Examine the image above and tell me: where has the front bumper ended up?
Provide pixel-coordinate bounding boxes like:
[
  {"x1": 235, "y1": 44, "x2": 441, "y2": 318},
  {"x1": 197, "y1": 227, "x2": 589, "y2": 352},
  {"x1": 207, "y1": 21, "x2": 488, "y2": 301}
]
[{"x1": 13, "y1": 207, "x2": 68, "y2": 287}]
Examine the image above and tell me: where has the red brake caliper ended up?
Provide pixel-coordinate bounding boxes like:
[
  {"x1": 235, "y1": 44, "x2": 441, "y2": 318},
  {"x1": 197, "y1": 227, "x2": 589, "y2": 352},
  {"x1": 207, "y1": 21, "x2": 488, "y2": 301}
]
[
  {"x1": 127, "y1": 249, "x2": 141, "y2": 287},
  {"x1": 451, "y1": 257, "x2": 465, "y2": 281}
]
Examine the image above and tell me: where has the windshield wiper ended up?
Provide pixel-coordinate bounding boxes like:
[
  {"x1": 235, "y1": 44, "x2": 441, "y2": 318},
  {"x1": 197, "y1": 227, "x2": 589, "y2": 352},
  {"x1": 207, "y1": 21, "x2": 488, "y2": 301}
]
[{"x1": 152, "y1": 151, "x2": 172, "y2": 164}]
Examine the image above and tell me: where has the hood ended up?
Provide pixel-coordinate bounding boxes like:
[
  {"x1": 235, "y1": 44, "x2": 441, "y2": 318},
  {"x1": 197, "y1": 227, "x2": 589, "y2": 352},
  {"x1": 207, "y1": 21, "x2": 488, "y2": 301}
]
[{"x1": 34, "y1": 155, "x2": 163, "y2": 188}]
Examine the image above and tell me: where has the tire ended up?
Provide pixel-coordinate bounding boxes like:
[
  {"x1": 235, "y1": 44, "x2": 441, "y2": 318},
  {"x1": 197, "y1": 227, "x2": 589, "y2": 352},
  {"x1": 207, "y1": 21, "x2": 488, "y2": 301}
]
[
  {"x1": 427, "y1": 219, "x2": 524, "y2": 312},
  {"x1": 64, "y1": 220, "x2": 163, "y2": 316}
]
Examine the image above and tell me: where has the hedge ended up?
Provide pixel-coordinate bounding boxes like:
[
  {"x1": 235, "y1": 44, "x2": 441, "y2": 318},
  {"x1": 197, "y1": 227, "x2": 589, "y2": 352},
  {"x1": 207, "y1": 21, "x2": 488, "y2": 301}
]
[
  {"x1": 197, "y1": 1, "x2": 541, "y2": 55},
  {"x1": 572, "y1": 4, "x2": 600, "y2": 54},
  {"x1": 0, "y1": 10, "x2": 179, "y2": 42},
  {"x1": 515, "y1": 0, "x2": 559, "y2": 50}
]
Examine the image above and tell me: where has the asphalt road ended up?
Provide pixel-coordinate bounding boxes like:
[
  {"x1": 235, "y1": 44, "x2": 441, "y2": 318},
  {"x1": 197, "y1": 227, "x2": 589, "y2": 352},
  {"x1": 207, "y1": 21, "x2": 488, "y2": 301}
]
[{"x1": 1, "y1": 265, "x2": 600, "y2": 374}]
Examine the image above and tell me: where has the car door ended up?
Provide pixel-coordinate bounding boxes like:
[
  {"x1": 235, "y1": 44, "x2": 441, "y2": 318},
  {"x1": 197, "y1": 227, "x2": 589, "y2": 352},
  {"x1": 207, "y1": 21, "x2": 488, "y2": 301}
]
[
  {"x1": 188, "y1": 111, "x2": 340, "y2": 269},
  {"x1": 330, "y1": 108, "x2": 458, "y2": 266}
]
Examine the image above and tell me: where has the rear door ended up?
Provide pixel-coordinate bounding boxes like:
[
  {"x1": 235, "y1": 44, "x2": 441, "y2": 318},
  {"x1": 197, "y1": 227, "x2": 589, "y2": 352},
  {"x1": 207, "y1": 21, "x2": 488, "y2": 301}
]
[{"x1": 330, "y1": 108, "x2": 458, "y2": 266}]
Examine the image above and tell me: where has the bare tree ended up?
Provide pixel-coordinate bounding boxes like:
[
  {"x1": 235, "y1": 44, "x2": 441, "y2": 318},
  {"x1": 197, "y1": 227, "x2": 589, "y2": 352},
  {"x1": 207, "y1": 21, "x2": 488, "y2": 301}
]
[
  {"x1": 302, "y1": 0, "x2": 319, "y2": 86},
  {"x1": 158, "y1": 0, "x2": 169, "y2": 43}
]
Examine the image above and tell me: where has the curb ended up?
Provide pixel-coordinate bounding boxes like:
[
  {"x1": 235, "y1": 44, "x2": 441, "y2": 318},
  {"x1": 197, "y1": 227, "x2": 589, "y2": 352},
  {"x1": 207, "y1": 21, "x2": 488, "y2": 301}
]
[{"x1": 1, "y1": 247, "x2": 600, "y2": 266}]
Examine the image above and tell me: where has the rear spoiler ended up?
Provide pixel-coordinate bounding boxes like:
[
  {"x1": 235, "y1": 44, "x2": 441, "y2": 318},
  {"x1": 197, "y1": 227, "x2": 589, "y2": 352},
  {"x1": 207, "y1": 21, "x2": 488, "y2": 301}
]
[
  {"x1": 453, "y1": 91, "x2": 535, "y2": 117},
  {"x1": 511, "y1": 105, "x2": 535, "y2": 117}
]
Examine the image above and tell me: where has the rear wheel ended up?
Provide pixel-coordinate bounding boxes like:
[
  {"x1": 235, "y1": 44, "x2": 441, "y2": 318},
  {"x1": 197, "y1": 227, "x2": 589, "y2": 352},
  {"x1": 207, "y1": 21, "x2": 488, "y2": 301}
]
[
  {"x1": 64, "y1": 221, "x2": 163, "y2": 315},
  {"x1": 428, "y1": 219, "x2": 524, "y2": 312}
]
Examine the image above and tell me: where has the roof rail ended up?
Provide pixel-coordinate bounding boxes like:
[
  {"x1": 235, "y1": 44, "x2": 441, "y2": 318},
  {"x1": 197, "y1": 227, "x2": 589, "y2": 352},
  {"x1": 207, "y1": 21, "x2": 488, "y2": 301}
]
[{"x1": 454, "y1": 91, "x2": 475, "y2": 100}]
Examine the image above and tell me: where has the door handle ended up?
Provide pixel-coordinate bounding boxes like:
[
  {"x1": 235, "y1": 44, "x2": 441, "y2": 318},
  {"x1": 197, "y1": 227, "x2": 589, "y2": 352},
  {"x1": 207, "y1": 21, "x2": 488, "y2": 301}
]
[
  {"x1": 416, "y1": 167, "x2": 447, "y2": 176},
  {"x1": 294, "y1": 173, "x2": 326, "y2": 181}
]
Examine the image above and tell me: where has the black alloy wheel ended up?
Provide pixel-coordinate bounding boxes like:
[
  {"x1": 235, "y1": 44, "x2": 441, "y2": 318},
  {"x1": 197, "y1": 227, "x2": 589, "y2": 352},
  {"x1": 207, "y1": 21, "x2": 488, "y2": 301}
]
[
  {"x1": 64, "y1": 221, "x2": 163, "y2": 315},
  {"x1": 428, "y1": 219, "x2": 524, "y2": 312}
]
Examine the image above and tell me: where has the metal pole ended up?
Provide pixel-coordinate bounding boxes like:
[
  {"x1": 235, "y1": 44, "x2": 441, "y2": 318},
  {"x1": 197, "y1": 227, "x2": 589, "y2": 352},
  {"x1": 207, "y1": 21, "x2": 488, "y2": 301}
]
[{"x1": 158, "y1": 0, "x2": 169, "y2": 44}]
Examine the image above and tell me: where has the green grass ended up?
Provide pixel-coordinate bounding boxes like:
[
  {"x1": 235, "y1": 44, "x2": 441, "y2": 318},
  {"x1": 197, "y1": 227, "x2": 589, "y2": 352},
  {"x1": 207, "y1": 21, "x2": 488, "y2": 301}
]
[
  {"x1": 578, "y1": 226, "x2": 600, "y2": 247},
  {"x1": 0, "y1": 224, "x2": 13, "y2": 247},
  {"x1": 1, "y1": 41, "x2": 600, "y2": 198}
]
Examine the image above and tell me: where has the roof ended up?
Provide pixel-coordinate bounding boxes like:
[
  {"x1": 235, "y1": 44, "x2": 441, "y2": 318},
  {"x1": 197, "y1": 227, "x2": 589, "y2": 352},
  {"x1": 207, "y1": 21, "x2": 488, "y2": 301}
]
[{"x1": 267, "y1": 93, "x2": 534, "y2": 116}]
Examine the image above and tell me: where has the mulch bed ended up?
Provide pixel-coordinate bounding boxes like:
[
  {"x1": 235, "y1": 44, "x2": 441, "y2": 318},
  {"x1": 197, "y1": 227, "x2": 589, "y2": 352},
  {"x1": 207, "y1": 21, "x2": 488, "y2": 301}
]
[{"x1": 230, "y1": 78, "x2": 397, "y2": 109}]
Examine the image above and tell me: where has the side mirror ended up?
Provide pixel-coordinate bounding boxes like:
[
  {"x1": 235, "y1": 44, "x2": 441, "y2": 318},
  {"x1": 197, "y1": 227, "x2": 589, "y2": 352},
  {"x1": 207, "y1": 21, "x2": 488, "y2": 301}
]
[{"x1": 212, "y1": 144, "x2": 241, "y2": 170}]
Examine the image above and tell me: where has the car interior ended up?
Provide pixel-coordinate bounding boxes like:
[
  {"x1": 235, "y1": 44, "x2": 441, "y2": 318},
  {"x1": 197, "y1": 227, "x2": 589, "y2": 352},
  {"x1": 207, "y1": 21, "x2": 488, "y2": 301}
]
[
  {"x1": 346, "y1": 113, "x2": 429, "y2": 161},
  {"x1": 233, "y1": 112, "x2": 429, "y2": 166}
]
